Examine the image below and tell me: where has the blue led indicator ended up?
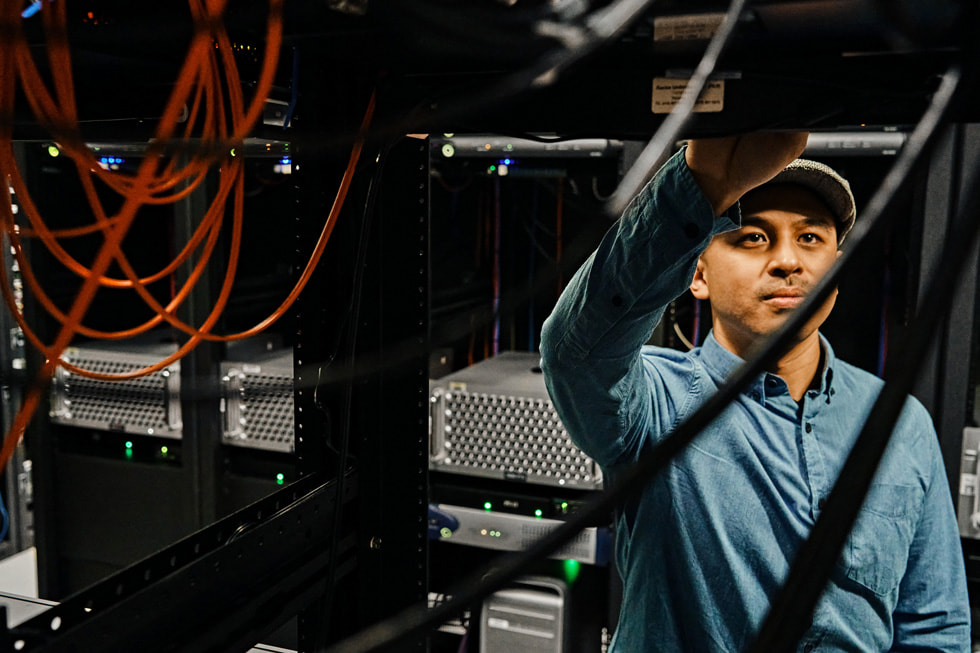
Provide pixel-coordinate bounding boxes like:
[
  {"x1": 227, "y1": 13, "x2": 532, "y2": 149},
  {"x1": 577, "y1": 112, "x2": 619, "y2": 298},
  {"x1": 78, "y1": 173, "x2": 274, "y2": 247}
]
[
  {"x1": 22, "y1": 1, "x2": 42, "y2": 18},
  {"x1": 503, "y1": 158, "x2": 512, "y2": 165}
]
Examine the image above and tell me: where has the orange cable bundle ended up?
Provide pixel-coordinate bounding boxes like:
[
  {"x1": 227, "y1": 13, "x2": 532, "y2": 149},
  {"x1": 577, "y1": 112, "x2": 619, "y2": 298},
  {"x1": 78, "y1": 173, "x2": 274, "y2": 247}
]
[{"x1": 0, "y1": 0, "x2": 376, "y2": 472}]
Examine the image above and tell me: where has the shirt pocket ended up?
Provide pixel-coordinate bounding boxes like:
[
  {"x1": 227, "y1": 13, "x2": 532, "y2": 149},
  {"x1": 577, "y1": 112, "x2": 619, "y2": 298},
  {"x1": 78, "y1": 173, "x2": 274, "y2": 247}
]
[{"x1": 838, "y1": 484, "x2": 924, "y2": 597}]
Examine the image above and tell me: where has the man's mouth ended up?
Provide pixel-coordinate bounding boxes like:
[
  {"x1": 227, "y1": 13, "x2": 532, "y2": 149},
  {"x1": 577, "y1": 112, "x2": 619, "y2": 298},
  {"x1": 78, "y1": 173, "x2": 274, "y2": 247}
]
[{"x1": 762, "y1": 289, "x2": 805, "y2": 309}]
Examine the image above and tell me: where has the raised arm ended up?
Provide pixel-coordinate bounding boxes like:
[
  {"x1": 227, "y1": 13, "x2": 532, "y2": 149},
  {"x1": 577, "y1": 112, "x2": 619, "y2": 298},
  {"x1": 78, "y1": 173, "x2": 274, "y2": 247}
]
[
  {"x1": 539, "y1": 132, "x2": 807, "y2": 467},
  {"x1": 686, "y1": 132, "x2": 808, "y2": 215}
]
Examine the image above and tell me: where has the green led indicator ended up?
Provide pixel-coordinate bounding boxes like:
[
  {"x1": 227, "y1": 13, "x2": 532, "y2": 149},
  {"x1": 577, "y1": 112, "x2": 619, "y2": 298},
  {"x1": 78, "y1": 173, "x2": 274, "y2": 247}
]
[
  {"x1": 47, "y1": 144, "x2": 60, "y2": 157},
  {"x1": 489, "y1": 165, "x2": 496, "y2": 172},
  {"x1": 124, "y1": 448, "x2": 133, "y2": 460},
  {"x1": 439, "y1": 527, "x2": 452, "y2": 539},
  {"x1": 560, "y1": 502, "x2": 569, "y2": 513},
  {"x1": 276, "y1": 473, "x2": 285, "y2": 485},
  {"x1": 160, "y1": 446, "x2": 168, "y2": 455},
  {"x1": 484, "y1": 501, "x2": 492, "y2": 511},
  {"x1": 125, "y1": 441, "x2": 133, "y2": 449},
  {"x1": 534, "y1": 509, "x2": 543, "y2": 518},
  {"x1": 563, "y1": 559, "x2": 581, "y2": 585}
]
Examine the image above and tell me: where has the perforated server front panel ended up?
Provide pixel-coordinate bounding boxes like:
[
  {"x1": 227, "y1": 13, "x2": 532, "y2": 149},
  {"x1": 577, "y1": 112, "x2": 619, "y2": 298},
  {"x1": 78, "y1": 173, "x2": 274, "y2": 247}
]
[
  {"x1": 430, "y1": 352, "x2": 602, "y2": 490},
  {"x1": 221, "y1": 350, "x2": 294, "y2": 453},
  {"x1": 51, "y1": 345, "x2": 181, "y2": 438}
]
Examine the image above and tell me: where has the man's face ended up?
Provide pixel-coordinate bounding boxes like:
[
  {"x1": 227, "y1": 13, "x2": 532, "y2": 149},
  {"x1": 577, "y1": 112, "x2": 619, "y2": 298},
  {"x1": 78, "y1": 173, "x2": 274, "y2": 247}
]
[{"x1": 689, "y1": 184, "x2": 841, "y2": 357}]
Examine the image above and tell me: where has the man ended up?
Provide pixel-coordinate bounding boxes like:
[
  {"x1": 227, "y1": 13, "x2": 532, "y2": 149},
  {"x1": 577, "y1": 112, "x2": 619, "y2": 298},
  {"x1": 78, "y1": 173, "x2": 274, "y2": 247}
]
[{"x1": 539, "y1": 133, "x2": 970, "y2": 651}]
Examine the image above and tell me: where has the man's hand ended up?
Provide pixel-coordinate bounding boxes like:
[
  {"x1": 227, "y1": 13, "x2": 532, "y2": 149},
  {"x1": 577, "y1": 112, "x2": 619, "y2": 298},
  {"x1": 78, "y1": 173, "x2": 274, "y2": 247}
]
[{"x1": 685, "y1": 132, "x2": 809, "y2": 216}]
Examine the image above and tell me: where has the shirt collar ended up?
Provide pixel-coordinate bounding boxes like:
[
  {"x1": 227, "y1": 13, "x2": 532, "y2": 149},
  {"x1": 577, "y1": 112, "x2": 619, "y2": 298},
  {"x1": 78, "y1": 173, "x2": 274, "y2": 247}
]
[{"x1": 697, "y1": 330, "x2": 837, "y2": 405}]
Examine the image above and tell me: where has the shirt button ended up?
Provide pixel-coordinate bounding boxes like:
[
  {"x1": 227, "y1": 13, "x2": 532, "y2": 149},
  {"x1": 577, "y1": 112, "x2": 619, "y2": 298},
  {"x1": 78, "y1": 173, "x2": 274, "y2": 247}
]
[{"x1": 804, "y1": 423, "x2": 813, "y2": 433}]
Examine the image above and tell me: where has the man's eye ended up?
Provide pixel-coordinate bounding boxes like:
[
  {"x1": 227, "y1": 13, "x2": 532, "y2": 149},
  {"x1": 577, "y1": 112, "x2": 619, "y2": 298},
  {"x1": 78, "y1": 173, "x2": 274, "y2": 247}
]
[
  {"x1": 799, "y1": 233, "x2": 821, "y2": 244},
  {"x1": 739, "y1": 233, "x2": 766, "y2": 244}
]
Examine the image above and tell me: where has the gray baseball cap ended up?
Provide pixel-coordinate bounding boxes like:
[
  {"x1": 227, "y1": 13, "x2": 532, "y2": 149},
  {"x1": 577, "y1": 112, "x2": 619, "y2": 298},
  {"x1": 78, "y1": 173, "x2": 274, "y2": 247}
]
[{"x1": 763, "y1": 158, "x2": 856, "y2": 244}]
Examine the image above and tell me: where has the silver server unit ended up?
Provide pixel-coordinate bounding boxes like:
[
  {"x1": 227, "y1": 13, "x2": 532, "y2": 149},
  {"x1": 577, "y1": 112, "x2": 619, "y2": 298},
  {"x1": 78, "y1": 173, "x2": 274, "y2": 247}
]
[
  {"x1": 433, "y1": 503, "x2": 609, "y2": 565},
  {"x1": 480, "y1": 576, "x2": 569, "y2": 653},
  {"x1": 50, "y1": 343, "x2": 181, "y2": 438},
  {"x1": 957, "y1": 426, "x2": 980, "y2": 539},
  {"x1": 429, "y1": 352, "x2": 602, "y2": 490},
  {"x1": 220, "y1": 349, "x2": 294, "y2": 454}
]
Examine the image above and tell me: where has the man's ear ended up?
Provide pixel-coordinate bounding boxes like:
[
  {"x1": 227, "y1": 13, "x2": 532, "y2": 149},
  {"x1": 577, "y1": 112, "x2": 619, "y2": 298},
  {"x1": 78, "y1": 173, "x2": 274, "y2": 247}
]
[{"x1": 690, "y1": 257, "x2": 710, "y2": 300}]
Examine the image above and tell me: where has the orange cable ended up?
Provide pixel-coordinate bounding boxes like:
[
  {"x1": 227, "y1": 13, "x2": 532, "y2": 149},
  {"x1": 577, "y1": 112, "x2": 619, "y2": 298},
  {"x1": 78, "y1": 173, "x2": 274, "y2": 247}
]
[
  {"x1": 1, "y1": 150, "x2": 235, "y2": 340},
  {"x1": 62, "y1": 90, "x2": 375, "y2": 349},
  {"x1": 0, "y1": 1, "x2": 255, "y2": 465},
  {"x1": 0, "y1": 0, "x2": 350, "y2": 477},
  {"x1": 12, "y1": 3, "x2": 222, "y2": 201},
  {"x1": 9, "y1": 2, "x2": 231, "y2": 289},
  {"x1": 6, "y1": 6, "x2": 369, "y2": 368},
  {"x1": 5, "y1": 149, "x2": 228, "y2": 291}
]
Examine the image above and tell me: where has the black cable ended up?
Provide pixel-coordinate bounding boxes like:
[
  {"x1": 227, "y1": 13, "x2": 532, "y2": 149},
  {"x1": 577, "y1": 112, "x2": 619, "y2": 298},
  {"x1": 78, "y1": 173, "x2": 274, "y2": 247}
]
[
  {"x1": 319, "y1": 61, "x2": 961, "y2": 653},
  {"x1": 748, "y1": 74, "x2": 977, "y2": 652},
  {"x1": 606, "y1": 0, "x2": 747, "y2": 217}
]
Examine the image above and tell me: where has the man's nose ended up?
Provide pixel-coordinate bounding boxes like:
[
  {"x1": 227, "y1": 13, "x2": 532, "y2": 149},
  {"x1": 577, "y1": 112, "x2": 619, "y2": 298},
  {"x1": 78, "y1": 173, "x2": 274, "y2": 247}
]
[{"x1": 767, "y1": 240, "x2": 803, "y2": 277}]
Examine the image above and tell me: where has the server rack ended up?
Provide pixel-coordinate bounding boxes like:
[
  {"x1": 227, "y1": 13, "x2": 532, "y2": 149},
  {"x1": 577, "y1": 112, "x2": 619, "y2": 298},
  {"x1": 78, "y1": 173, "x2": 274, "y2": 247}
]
[
  {"x1": 7, "y1": 129, "x2": 431, "y2": 652},
  {"x1": 426, "y1": 139, "x2": 625, "y2": 653},
  {"x1": 0, "y1": 172, "x2": 34, "y2": 563}
]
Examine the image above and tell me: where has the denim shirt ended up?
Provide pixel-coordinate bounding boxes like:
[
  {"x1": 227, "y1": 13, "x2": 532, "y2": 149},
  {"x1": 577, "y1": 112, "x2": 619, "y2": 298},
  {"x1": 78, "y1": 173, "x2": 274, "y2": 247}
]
[{"x1": 539, "y1": 148, "x2": 970, "y2": 652}]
